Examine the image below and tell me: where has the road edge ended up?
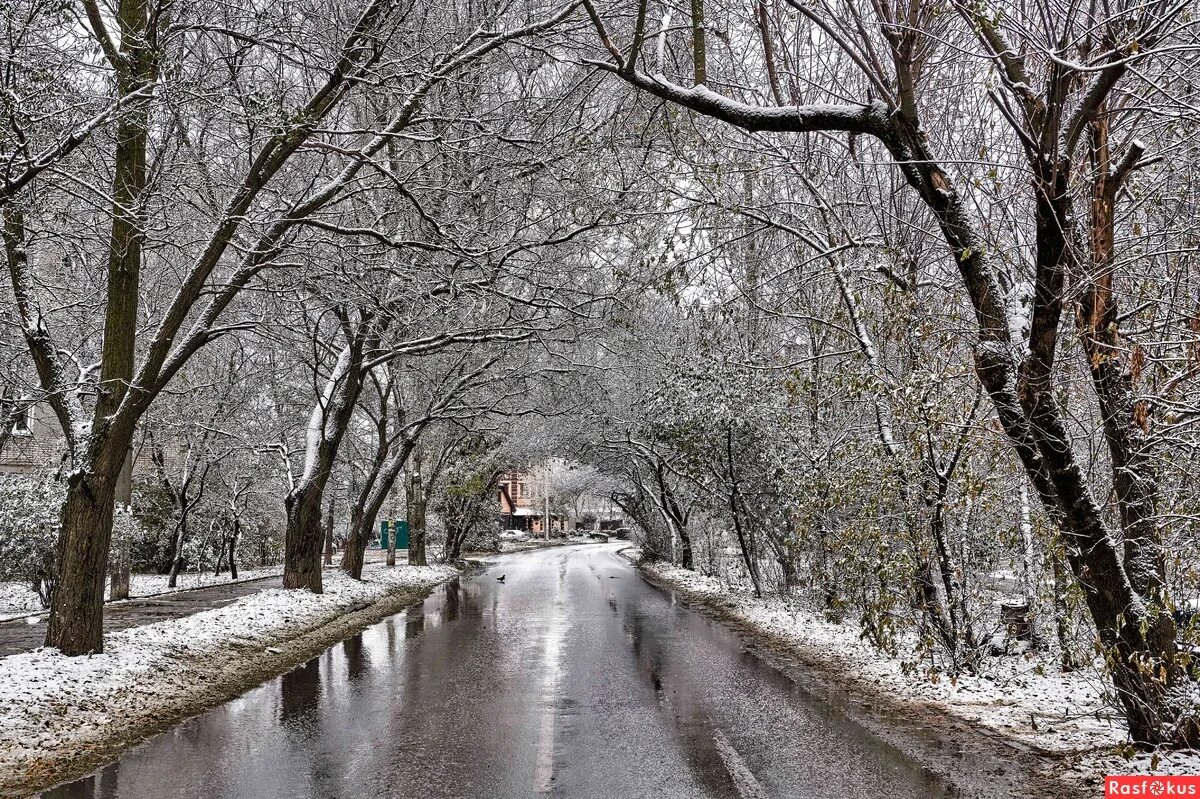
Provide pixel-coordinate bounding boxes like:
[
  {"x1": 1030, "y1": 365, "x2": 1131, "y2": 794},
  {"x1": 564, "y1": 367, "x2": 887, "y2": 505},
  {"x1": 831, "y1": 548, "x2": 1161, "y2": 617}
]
[{"x1": 623, "y1": 550, "x2": 1099, "y2": 799}]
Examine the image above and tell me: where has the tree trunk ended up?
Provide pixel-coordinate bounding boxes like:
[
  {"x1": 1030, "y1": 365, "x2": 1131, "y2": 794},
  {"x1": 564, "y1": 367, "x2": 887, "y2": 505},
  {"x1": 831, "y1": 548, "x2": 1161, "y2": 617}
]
[
  {"x1": 167, "y1": 509, "x2": 188, "y2": 589},
  {"x1": 677, "y1": 526, "x2": 694, "y2": 571},
  {"x1": 725, "y1": 427, "x2": 761, "y2": 596},
  {"x1": 924, "y1": 475, "x2": 978, "y2": 670},
  {"x1": 343, "y1": 455, "x2": 409, "y2": 579},
  {"x1": 45, "y1": 0, "x2": 155, "y2": 657},
  {"x1": 45, "y1": 471, "x2": 118, "y2": 654},
  {"x1": 348, "y1": 497, "x2": 370, "y2": 577},
  {"x1": 1083, "y1": 117, "x2": 1165, "y2": 602},
  {"x1": 1020, "y1": 160, "x2": 1181, "y2": 744},
  {"x1": 916, "y1": 559, "x2": 955, "y2": 653},
  {"x1": 284, "y1": 335, "x2": 370, "y2": 590},
  {"x1": 346, "y1": 500, "x2": 387, "y2": 579},
  {"x1": 283, "y1": 482, "x2": 325, "y2": 592},
  {"x1": 408, "y1": 468, "x2": 427, "y2": 567},
  {"x1": 340, "y1": 524, "x2": 369, "y2": 580},
  {"x1": 445, "y1": 523, "x2": 466, "y2": 563},
  {"x1": 108, "y1": 527, "x2": 132, "y2": 601},
  {"x1": 652, "y1": 459, "x2": 693, "y2": 570},
  {"x1": 689, "y1": 0, "x2": 706, "y2": 84},
  {"x1": 386, "y1": 508, "x2": 397, "y2": 567},
  {"x1": 228, "y1": 517, "x2": 239, "y2": 580},
  {"x1": 1051, "y1": 540, "x2": 1080, "y2": 672},
  {"x1": 323, "y1": 493, "x2": 335, "y2": 567},
  {"x1": 407, "y1": 451, "x2": 427, "y2": 567},
  {"x1": 657, "y1": 464, "x2": 693, "y2": 571},
  {"x1": 410, "y1": 509, "x2": 426, "y2": 566}
]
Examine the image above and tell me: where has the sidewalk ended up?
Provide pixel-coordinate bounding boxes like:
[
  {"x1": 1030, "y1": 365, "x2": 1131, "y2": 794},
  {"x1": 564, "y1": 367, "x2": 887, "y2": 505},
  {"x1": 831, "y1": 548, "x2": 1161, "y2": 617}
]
[{"x1": 0, "y1": 549, "x2": 400, "y2": 658}]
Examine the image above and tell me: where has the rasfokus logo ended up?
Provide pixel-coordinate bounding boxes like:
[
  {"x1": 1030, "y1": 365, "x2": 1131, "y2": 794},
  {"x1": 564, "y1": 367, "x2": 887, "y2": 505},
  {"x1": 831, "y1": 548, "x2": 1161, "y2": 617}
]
[{"x1": 1106, "y1": 776, "x2": 1200, "y2": 796}]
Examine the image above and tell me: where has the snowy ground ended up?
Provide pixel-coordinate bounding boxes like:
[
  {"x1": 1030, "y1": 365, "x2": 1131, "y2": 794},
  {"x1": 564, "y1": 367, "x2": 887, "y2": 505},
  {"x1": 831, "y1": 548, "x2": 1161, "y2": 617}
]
[
  {"x1": 0, "y1": 563, "x2": 457, "y2": 796},
  {"x1": 0, "y1": 566, "x2": 285, "y2": 622}
]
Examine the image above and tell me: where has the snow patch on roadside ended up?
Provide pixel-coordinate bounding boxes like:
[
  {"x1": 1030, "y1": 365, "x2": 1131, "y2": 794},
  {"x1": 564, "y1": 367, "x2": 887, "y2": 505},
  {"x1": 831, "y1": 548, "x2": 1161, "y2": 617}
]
[
  {"x1": 0, "y1": 565, "x2": 455, "y2": 792},
  {"x1": 640, "y1": 560, "x2": 1122, "y2": 755}
]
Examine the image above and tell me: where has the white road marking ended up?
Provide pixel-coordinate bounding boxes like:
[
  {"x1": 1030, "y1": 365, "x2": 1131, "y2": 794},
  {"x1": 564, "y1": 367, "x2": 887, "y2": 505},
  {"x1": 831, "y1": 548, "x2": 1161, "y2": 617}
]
[{"x1": 534, "y1": 567, "x2": 568, "y2": 793}]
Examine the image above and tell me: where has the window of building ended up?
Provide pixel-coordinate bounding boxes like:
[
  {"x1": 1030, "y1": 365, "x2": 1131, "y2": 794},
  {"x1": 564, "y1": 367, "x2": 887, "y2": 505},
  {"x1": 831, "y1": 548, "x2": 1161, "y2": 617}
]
[{"x1": 11, "y1": 406, "x2": 31, "y2": 436}]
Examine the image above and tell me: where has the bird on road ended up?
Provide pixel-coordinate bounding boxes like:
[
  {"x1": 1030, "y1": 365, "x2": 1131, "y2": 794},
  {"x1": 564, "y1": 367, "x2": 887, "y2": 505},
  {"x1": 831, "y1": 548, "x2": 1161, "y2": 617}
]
[{"x1": 497, "y1": 574, "x2": 506, "y2": 582}]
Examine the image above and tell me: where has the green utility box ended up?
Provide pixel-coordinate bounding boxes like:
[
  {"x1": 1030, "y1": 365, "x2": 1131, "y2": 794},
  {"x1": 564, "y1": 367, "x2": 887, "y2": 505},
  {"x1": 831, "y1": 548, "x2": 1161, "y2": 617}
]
[{"x1": 379, "y1": 520, "x2": 411, "y2": 549}]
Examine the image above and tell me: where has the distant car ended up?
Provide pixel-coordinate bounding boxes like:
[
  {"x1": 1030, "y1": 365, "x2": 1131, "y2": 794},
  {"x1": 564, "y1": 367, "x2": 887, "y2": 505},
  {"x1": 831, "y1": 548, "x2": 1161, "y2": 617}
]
[
  {"x1": 499, "y1": 530, "x2": 529, "y2": 541},
  {"x1": 587, "y1": 532, "x2": 609, "y2": 542},
  {"x1": 612, "y1": 528, "x2": 632, "y2": 540}
]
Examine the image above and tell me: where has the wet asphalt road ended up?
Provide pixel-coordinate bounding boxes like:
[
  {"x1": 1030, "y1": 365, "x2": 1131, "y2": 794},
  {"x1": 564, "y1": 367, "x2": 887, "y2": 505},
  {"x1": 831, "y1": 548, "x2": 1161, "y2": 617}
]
[{"x1": 44, "y1": 543, "x2": 959, "y2": 799}]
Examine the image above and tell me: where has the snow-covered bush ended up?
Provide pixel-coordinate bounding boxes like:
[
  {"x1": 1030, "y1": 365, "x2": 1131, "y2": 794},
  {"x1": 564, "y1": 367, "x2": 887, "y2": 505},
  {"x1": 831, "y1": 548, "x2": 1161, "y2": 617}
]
[
  {"x1": 461, "y1": 525, "x2": 500, "y2": 554},
  {"x1": 239, "y1": 515, "x2": 283, "y2": 567},
  {"x1": 129, "y1": 477, "x2": 177, "y2": 571},
  {"x1": 434, "y1": 443, "x2": 506, "y2": 561},
  {"x1": 424, "y1": 512, "x2": 447, "y2": 555},
  {"x1": 0, "y1": 472, "x2": 65, "y2": 607}
]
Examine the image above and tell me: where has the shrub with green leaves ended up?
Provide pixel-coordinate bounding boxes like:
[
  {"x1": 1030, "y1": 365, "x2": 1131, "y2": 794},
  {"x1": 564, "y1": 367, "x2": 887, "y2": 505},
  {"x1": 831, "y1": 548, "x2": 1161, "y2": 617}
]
[{"x1": 0, "y1": 472, "x2": 65, "y2": 607}]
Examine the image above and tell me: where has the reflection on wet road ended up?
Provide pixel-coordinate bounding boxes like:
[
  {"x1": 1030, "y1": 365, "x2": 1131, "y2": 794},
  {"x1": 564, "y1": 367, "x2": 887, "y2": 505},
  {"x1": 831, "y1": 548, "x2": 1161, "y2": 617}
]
[{"x1": 44, "y1": 544, "x2": 958, "y2": 799}]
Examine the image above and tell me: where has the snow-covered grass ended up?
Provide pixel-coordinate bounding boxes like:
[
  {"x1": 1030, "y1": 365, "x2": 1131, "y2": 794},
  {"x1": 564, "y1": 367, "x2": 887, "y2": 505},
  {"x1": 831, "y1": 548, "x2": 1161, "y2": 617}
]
[
  {"x1": 638, "y1": 558, "x2": 1123, "y2": 756},
  {"x1": 0, "y1": 564, "x2": 457, "y2": 795},
  {"x1": 0, "y1": 566, "x2": 285, "y2": 622},
  {"x1": 0, "y1": 583, "x2": 43, "y2": 617}
]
